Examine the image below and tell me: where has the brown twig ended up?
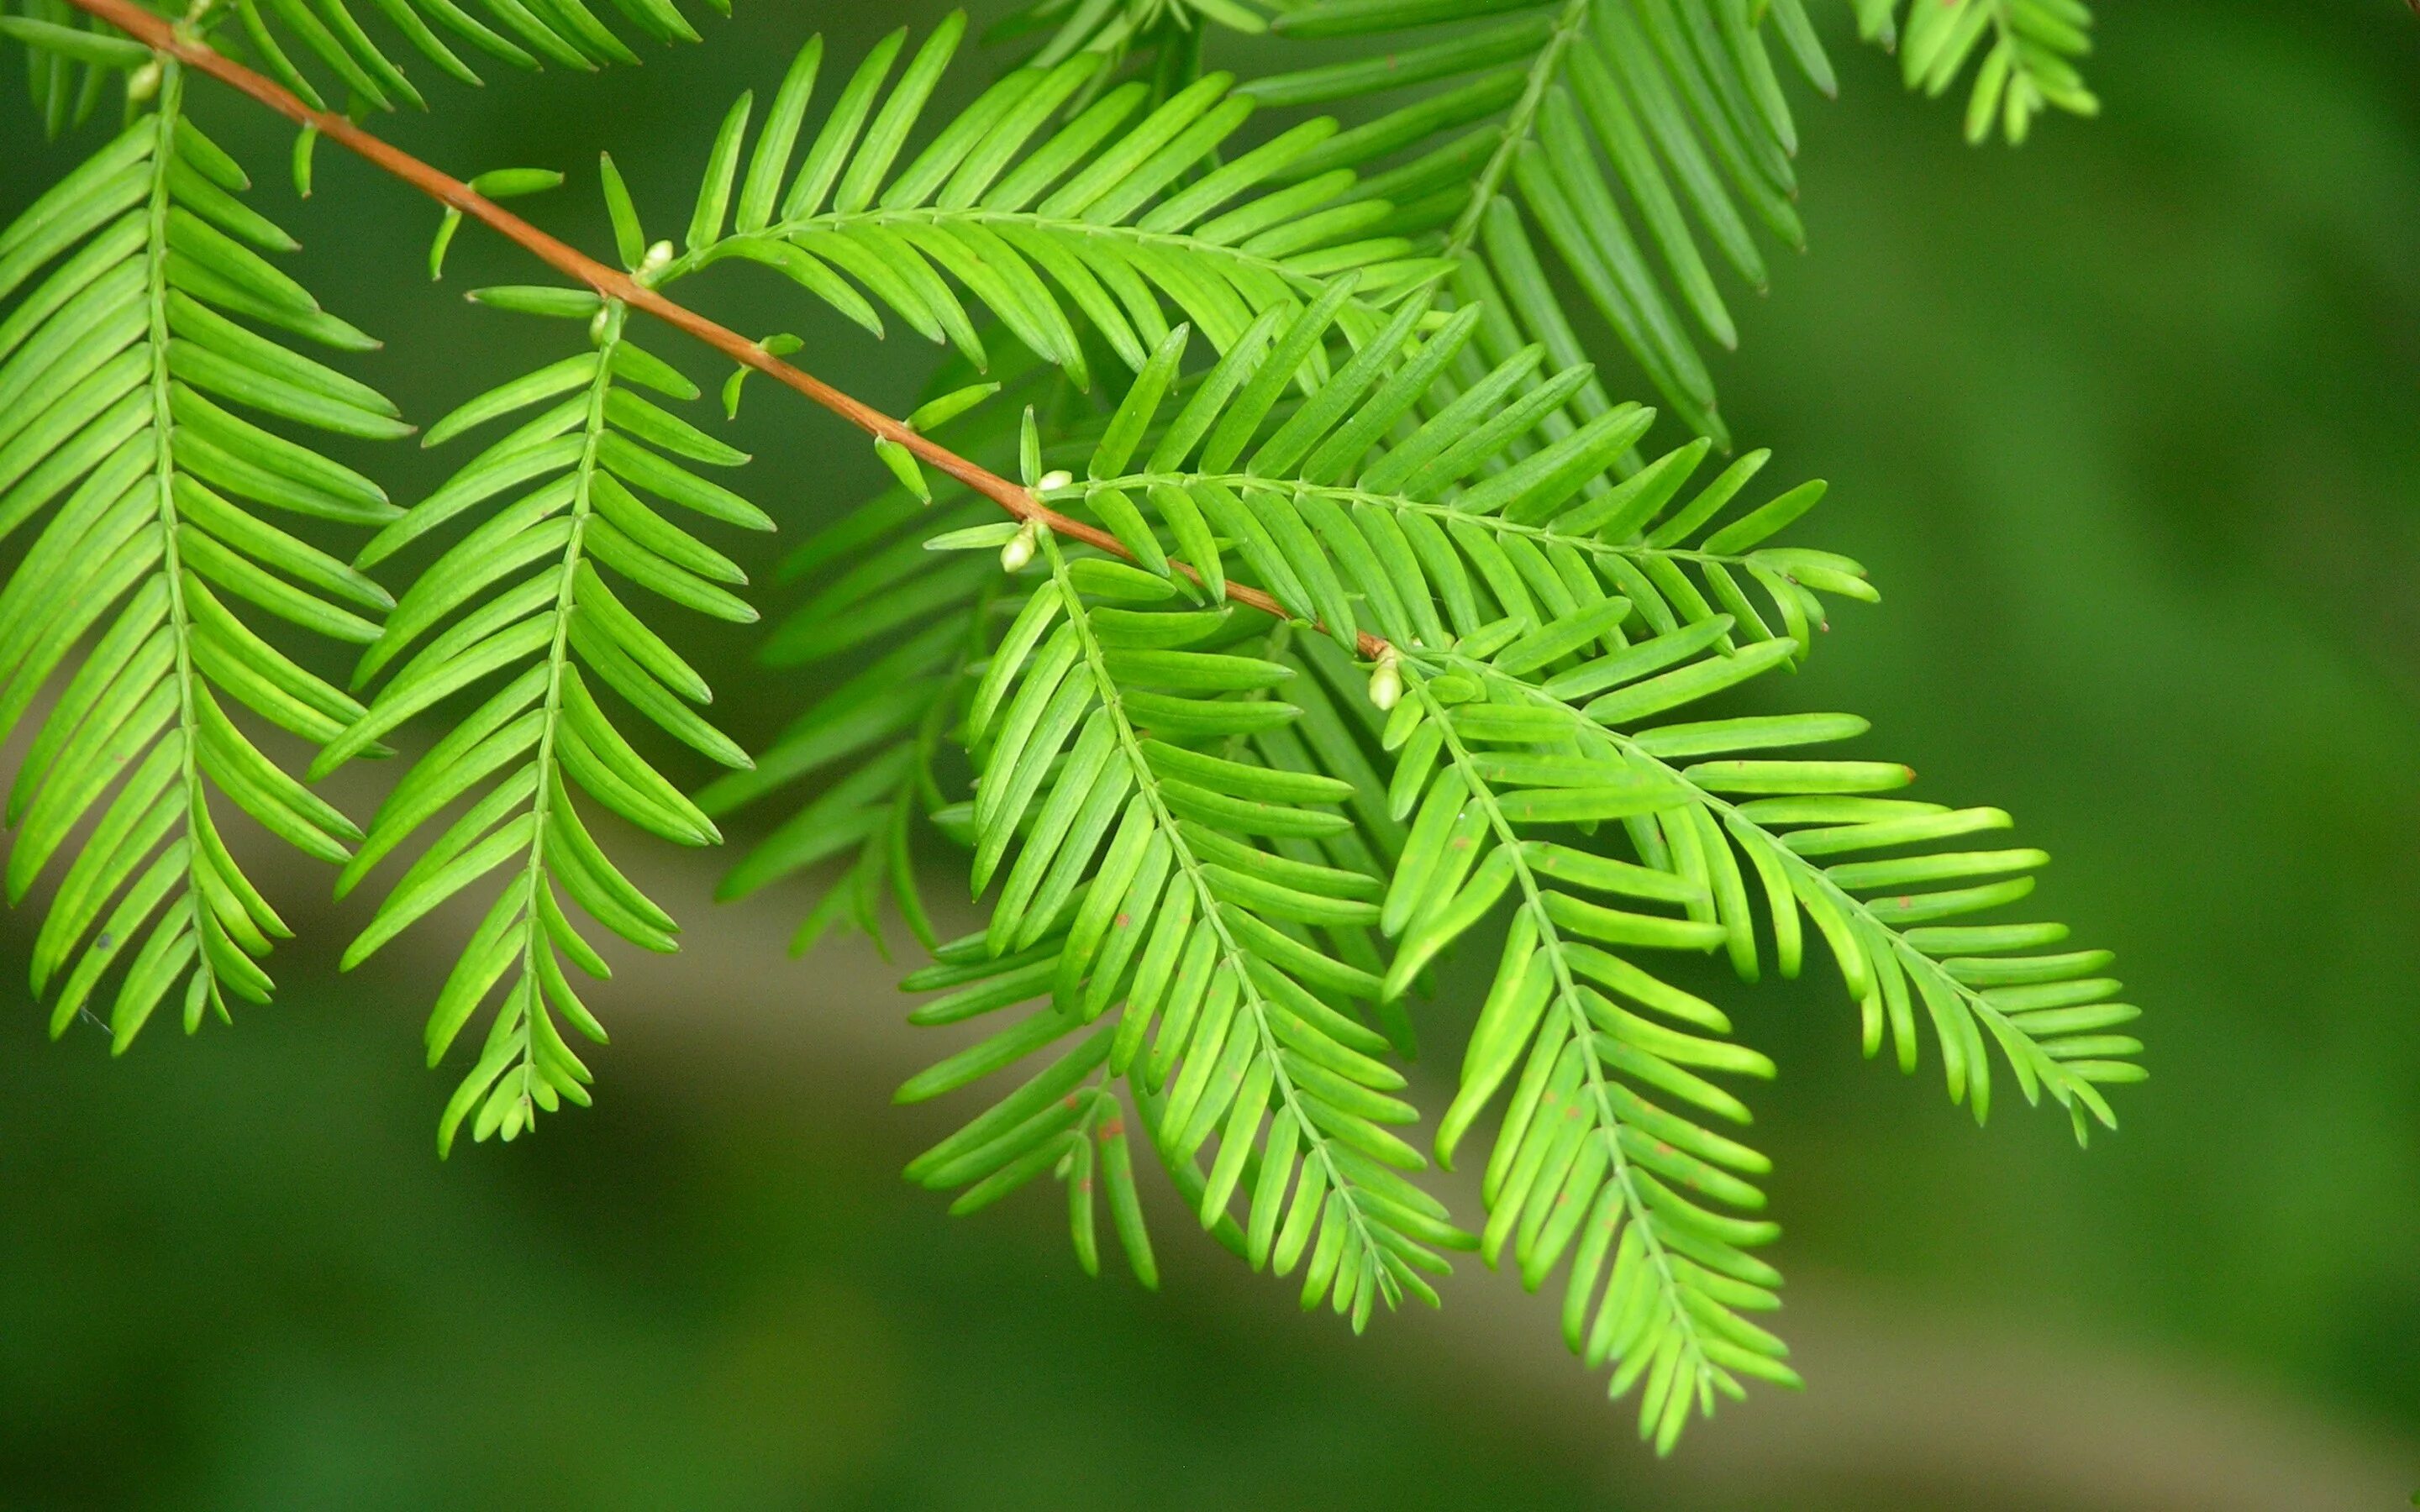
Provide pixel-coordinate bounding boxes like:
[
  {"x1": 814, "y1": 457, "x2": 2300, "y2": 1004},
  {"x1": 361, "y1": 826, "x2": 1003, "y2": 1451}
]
[{"x1": 68, "y1": 0, "x2": 1391, "y2": 659}]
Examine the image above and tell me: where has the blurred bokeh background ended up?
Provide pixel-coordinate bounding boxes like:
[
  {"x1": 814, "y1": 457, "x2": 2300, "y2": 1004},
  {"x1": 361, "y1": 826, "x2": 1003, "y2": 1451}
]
[{"x1": 2, "y1": 1, "x2": 2417, "y2": 1506}]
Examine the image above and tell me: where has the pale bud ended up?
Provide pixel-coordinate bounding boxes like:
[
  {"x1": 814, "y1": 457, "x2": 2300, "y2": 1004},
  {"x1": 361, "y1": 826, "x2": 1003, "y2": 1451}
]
[
  {"x1": 588, "y1": 305, "x2": 611, "y2": 344},
  {"x1": 126, "y1": 60, "x2": 161, "y2": 103},
  {"x1": 1000, "y1": 520, "x2": 1039, "y2": 574},
  {"x1": 1035, "y1": 470, "x2": 1072, "y2": 493},
  {"x1": 1366, "y1": 649, "x2": 1402, "y2": 711},
  {"x1": 637, "y1": 239, "x2": 676, "y2": 279}
]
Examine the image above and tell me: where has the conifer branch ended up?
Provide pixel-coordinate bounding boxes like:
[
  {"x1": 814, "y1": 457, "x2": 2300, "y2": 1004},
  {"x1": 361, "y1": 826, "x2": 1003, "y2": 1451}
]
[
  {"x1": 61, "y1": 0, "x2": 1386, "y2": 656},
  {"x1": 0, "y1": 0, "x2": 2136, "y2": 1446}
]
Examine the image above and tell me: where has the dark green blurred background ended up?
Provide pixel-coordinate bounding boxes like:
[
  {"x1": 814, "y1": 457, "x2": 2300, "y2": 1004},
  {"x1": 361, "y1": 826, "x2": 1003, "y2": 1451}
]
[{"x1": 3, "y1": 2, "x2": 2417, "y2": 1507}]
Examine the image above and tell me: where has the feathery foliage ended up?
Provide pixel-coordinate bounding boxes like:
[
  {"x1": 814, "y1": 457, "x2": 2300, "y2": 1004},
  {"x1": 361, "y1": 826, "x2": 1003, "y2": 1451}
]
[
  {"x1": 989, "y1": 0, "x2": 1265, "y2": 83},
  {"x1": 8, "y1": 0, "x2": 141, "y2": 137},
  {"x1": 40, "y1": 0, "x2": 722, "y2": 118},
  {"x1": 734, "y1": 267, "x2": 2132, "y2": 1445},
  {"x1": 328, "y1": 286, "x2": 765, "y2": 1152},
  {"x1": 653, "y1": 5, "x2": 2091, "y2": 443},
  {"x1": 0, "y1": 0, "x2": 2135, "y2": 1450},
  {"x1": 1852, "y1": 0, "x2": 2097, "y2": 143},
  {"x1": 900, "y1": 519, "x2": 1473, "y2": 1322},
  {"x1": 1242, "y1": 0, "x2": 1827, "y2": 444},
  {"x1": 694, "y1": 376, "x2": 1023, "y2": 953},
  {"x1": 997, "y1": 0, "x2": 2096, "y2": 437},
  {"x1": 0, "y1": 61, "x2": 402, "y2": 1049},
  {"x1": 654, "y1": 18, "x2": 1451, "y2": 396}
]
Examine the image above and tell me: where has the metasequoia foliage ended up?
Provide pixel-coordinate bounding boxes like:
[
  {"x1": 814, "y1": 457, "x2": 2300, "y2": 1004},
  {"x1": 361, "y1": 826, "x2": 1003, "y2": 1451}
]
[
  {"x1": 988, "y1": 0, "x2": 2096, "y2": 438},
  {"x1": 0, "y1": 0, "x2": 2121, "y2": 1448}
]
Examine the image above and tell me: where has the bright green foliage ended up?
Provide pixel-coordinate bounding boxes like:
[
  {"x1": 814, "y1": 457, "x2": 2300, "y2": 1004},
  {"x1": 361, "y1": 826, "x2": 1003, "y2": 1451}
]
[
  {"x1": 1383, "y1": 653, "x2": 1797, "y2": 1448},
  {"x1": 989, "y1": 0, "x2": 1266, "y2": 85},
  {"x1": 658, "y1": 18, "x2": 1451, "y2": 391},
  {"x1": 0, "y1": 0, "x2": 2134, "y2": 1452},
  {"x1": 0, "y1": 66, "x2": 402, "y2": 1051},
  {"x1": 1051, "y1": 300, "x2": 1866, "y2": 664},
  {"x1": 742, "y1": 265, "x2": 2131, "y2": 1445},
  {"x1": 6, "y1": 0, "x2": 146, "y2": 138},
  {"x1": 184, "y1": 0, "x2": 722, "y2": 115},
  {"x1": 1224, "y1": 0, "x2": 2085, "y2": 436},
  {"x1": 1244, "y1": 0, "x2": 1825, "y2": 444},
  {"x1": 1373, "y1": 630, "x2": 2130, "y2": 1434},
  {"x1": 1852, "y1": 0, "x2": 2097, "y2": 143},
  {"x1": 694, "y1": 375, "x2": 1033, "y2": 954},
  {"x1": 427, "y1": 165, "x2": 561, "y2": 281},
  {"x1": 648, "y1": 4, "x2": 2095, "y2": 437},
  {"x1": 328, "y1": 292, "x2": 767, "y2": 1152},
  {"x1": 900, "y1": 532, "x2": 1473, "y2": 1324}
]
